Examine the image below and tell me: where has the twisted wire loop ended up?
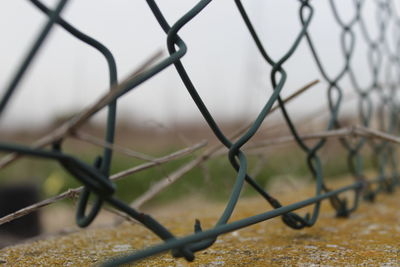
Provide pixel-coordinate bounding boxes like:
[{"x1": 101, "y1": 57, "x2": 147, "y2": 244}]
[
  {"x1": 235, "y1": 0, "x2": 319, "y2": 227},
  {"x1": 0, "y1": 0, "x2": 400, "y2": 266},
  {"x1": 351, "y1": 0, "x2": 388, "y2": 201},
  {"x1": 368, "y1": 0, "x2": 400, "y2": 197},
  {"x1": 349, "y1": 0, "x2": 383, "y2": 201},
  {"x1": 29, "y1": 0, "x2": 119, "y2": 227},
  {"x1": 299, "y1": 0, "x2": 367, "y2": 217}
]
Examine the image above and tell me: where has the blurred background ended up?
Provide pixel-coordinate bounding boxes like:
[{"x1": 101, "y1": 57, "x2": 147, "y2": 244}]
[
  {"x1": 1, "y1": 0, "x2": 383, "y2": 129},
  {"x1": 0, "y1": 0, "x2": 397, "y2": 247}
]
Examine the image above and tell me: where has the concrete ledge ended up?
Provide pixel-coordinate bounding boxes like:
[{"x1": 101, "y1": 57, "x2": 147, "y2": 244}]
[{"x1": 1, "y1": 179, "x2": 399, "y2": 266}]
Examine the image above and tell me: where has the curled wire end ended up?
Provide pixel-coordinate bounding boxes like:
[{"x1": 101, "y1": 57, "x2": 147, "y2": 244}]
[
  {"x1": 170, "y1": 220, "x2": 197, "y2": 261},
  {"x1": 383, "y1": 180, "x2": 395, "y2": 194},
  {"x1": 334, "y1": 197, "x2": 349, "y2": 218},
  {"x1": 93, "y1": 155, "x2": 103, "y2": 169},
  {"x1": 328, "y1": 193, "x2": 351, "y2": 218},
  {"x1": 363, "y1": 191, "x2": 376, "y2": 202},
  {"x1": 281, "y1": 212, "x2": 311, "y2": 230},
  {"x1": 194, "y1": 219, "x2": 202, "y2": 233},
  {"x1": 171, "y1": 219, "x2": 203, "y2": 260},
  {"x1": 52, "y1": 140, "x2": 63, "y2": 151},
  {"x1": 359, "y1": 179, "x2": 375, "y2": 202},
  {"x1": 171, "y1": 219, "x2": 205, "y2": 260},
  {"x1": 171, "y1": 247, "x2": 195, "y2": 262}
]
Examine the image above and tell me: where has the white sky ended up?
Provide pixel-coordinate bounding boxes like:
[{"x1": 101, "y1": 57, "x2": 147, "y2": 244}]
[{"x1": 0, "y1": 0, "x2": 391, "y2": 130}]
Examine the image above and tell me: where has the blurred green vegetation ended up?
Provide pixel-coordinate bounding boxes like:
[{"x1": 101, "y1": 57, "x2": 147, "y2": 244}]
[{"x1": 0, "y1": 140, "x2": 372, "y2": 207}]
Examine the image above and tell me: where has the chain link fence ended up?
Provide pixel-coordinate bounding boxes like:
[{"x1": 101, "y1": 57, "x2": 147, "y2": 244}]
[{"x1": 1, "y1": 0, "x2": 400, "y2": 266}]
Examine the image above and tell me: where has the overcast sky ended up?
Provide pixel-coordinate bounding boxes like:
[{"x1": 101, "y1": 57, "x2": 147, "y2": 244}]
[{"x1": 0, "y1": 0, "x2": 388, "y2": 130}]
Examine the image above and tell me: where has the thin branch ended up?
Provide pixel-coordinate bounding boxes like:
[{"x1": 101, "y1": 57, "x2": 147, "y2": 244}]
[
  {"x1": 4, "y1": 125, "x2": 396, "y2": 226},
  {"x1": 0, "y1": 50, "x2": 164, "y2": 169},
  {"x1": 245, "y1": 125, "x2": 400, "y2": 150},
  {"x1": 130, "y1": 124, "x2": 400, "y2": 210},
  {"x1": 0, "y1": 188, "x2": 80, "y2": 226},
  {"x1": 355, "y1": 126, "x2": 400, "y2": 144},
  {"x1": 131, "y1": 155, "x2": 207, "y2": 209},
  {"x1": 291, "y1": 92, "x2": 359, "y2": 129},
  {"x1": 244, "y1": 128, "x2": 350, "y2": 149},
  {"x1": 72, "y1": 131, "x2": 156, "y2": 162},
  {"x1": 131, "y1": 124, "x2": 400, "y2": 211},
  {"x1": 109, "y1": 140, "x2": 207, "y2": 181},
  {"x1": 0, "y1": 140, "x2": 206, "y2": 226},
  {"x1": 231, "y1": 79, "x2": 320, "y2": 142},
  {"x1": 0, "y1": 79, "x2": 319, "y2": 224},
  {"x1": 0, "y1": 187, "x2": 137, "y2": 227},
  {"x1": 130, "y1": 80, "x2": 320, "y2": 210}
]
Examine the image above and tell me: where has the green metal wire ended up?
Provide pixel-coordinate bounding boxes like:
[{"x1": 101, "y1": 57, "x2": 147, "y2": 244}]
[{"x1": 0, "y1": 0, "x2": 399, "y2": 266}]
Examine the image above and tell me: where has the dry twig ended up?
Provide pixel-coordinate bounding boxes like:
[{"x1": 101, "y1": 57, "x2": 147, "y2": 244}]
[
  {"x1": 72, "y1": 131, "x2": 156, "y2": 162},
  {"x1": 130, "y1": 80, "x2": 320, "y2": 209},
  {"x1": 0, "y1": 79, "x2": 319, "y2": 225},
  {"x1": 0, "y1": 140, "x2": 207, "y2": 226},
  {"x1": 244, "y1": 125, "x2": 400, "y2": 150},
  {"x1": 0, "y1": 188, "x2": 80, "y2": 226},
  {"x1": 0, "y1": 50, "x2": 164, "y2": 169}
]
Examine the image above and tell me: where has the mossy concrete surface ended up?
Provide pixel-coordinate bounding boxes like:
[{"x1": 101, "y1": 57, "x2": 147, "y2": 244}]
[{"x1": 0, "y1": 178, "x2": 399, "y2": 266}]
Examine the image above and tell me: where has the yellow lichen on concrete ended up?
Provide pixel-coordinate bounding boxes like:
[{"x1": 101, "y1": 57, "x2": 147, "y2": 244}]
[{"x1": 1, "y1": 179, "x2": 399, "y2": 266}]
